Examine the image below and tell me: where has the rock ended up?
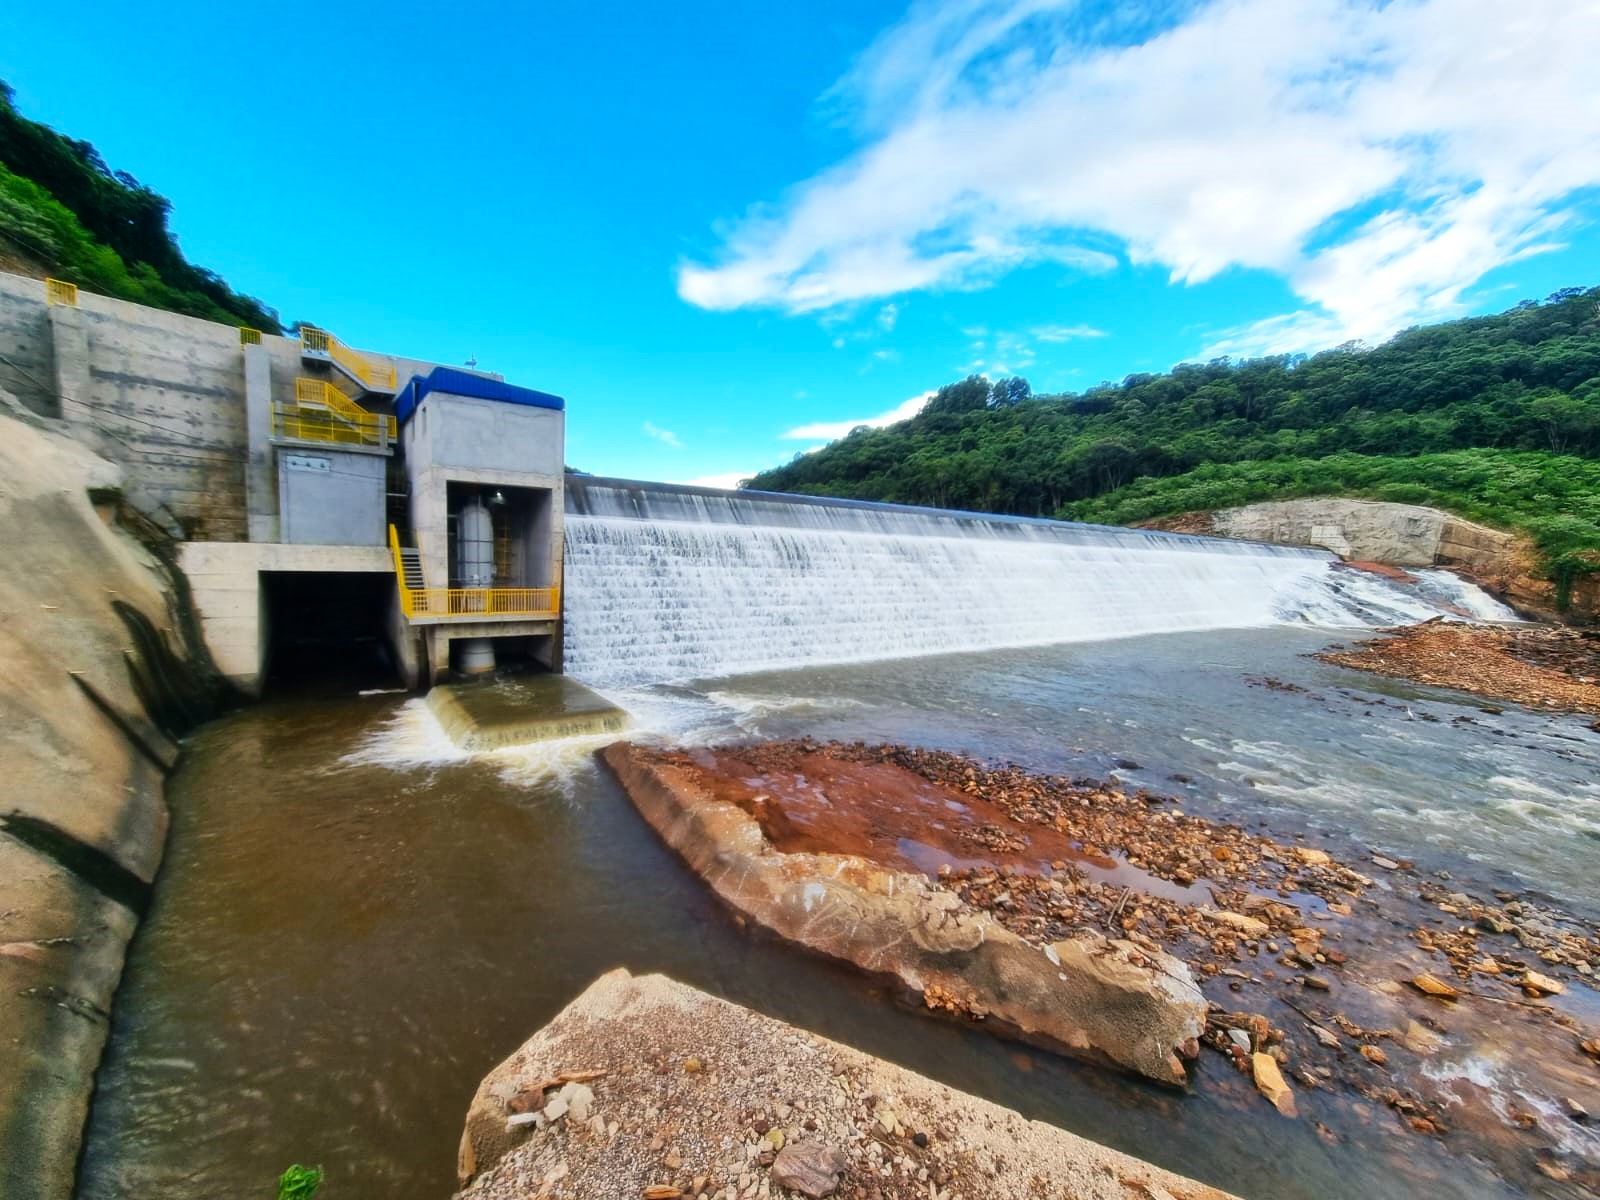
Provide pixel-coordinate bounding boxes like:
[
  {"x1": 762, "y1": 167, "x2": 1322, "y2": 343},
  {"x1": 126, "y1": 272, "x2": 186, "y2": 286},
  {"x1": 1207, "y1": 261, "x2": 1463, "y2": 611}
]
[
  {"x1": 1227, "y1": 1028, "x2": 1252, "y2": 1053},
  {"x1": 1209, "y1": 910, "x2": 1271, "y2": 938},
  {"x1": 565, "y1": 1083, "x2": 595, "y2": 1124},
  {"x1": 770, "y1": 1143, "x2": 849, "y2": 1198},
  {"x1": 684, "y1": 1056, "x2": 704, "y2": 1073},
  {"x1": 1292, "y1": 847, "x2": 1332, "y2": 866},
  {"x1": 1401, "y1": 1021, "x2": 1443, "y2": 1055},
  {"x1": 1252, "y1": 1052, "x2": 1297, "y2": 1117},
  {"x1": 1521, "y1": 970, "x2": 1565, "y2": 996},
  {"x1": 1564, "y1": 1097, "x2": 1589, "y2": 1123},
  {"x1": 912, "y1": 1131, "x2": 929, "y2": 1148},
  {"x1": 544, "y1": 1095, "x2": 569, "y2": 1121},
  {"x1": 1311, "y1": 1025, "x2": 1340, "y2": 1049},
  {"x1": 1359, "y1": 1045, "x2": 1388, "y2": 1066},
  {"x1": 1410, "y1": 973, "x2": 1460, "y2": 999},
  {"x1": 1371, "y1": 856, "x2": 1400, "y2": 870},
  {"x1": 603, "y1": 743, "x2": 1207, "y2": 1085}
]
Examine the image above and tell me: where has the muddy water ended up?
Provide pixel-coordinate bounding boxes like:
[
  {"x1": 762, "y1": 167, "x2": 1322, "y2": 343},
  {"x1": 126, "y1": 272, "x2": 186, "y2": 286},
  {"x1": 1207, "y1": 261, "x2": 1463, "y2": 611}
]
[{"x1": 80, "y1": 629, "x2": 1600, "y2": 1199}]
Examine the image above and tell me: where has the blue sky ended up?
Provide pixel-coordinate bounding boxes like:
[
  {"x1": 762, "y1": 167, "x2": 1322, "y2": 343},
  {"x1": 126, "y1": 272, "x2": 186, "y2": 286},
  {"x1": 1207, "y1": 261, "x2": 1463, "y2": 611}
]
[{"x1": 4, "y1": 0, "x2": 1597, "y2": 486}]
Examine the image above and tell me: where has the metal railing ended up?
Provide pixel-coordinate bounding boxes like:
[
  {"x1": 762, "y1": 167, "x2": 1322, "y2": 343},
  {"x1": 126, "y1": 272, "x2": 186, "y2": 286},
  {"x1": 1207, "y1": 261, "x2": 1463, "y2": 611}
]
[
  {"x1": 299, "y1": 325, "x2": 398, "y2": 389},
  {"x1": 239, "y1": 326, "x2": 262, "y2": 347},
  {"x1": 387, "y1": 525, "x2": 559, "y2": 620},
  {"x1": 404, "y1": 587, "x2": 561, "y2": 619},
  {"x1": 272, "y1": 400, "x2": 393, "y2": 448},
  {"x1": 45, "y1": 278, "x2": 78, "y2": 306},
  {"x1": 294, "y1": 377, "x2": 398, "y2": 440}
]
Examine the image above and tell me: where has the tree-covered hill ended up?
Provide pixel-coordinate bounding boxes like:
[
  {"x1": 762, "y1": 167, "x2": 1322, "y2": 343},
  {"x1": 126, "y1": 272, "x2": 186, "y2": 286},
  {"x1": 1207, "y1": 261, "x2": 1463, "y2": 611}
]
[
  {"x1": 747, "y1": 288, "x2": 1600, "y2": 598},
  {"x1": 0, "y1": 81, "x2": 280, "y2": 331}
]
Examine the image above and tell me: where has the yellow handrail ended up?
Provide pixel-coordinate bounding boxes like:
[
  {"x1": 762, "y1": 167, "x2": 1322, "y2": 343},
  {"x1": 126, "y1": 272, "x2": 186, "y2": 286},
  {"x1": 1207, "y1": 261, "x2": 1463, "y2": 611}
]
[
  {"x1": 294, "y1": 377, "x2": 397, "y2": 440},
  {"x1": 239, "y1": 326, "x2": 262, "y2": 347},
  {"x1": 273, "y1": 400, "x2": 392, "y2": 448},
  {"x1": 298, "y1": 325, "x2": 398, "y2": 389},
  {"x1": 388, "y1": 525, "x2": 559, "y2": 620},
  {"x1": 45, "y1": 278, "x2": 78, "y2": 306}
]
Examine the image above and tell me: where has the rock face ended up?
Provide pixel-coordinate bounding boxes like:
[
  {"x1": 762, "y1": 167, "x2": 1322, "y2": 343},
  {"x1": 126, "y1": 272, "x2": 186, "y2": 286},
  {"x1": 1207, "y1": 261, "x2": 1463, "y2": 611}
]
[
  {"x1": 458, "y1": 968, "x2": 1237, "y2": 1200},
  {"x1": 600, "y1": 743, "x2": 1207, "y2": 1085},
  {"x1": 1145, "y1": 496, "x2": 1597, "y2": 620},
  {"x1": 0, "y1": 407, "x2": 215, "y2": 1200}
]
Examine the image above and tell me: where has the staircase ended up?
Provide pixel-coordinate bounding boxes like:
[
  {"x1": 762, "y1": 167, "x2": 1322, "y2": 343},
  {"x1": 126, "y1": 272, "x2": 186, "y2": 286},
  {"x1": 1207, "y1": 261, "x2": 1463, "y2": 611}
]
[
  {"x1": 272, "y1": 378, "x2": 396, "y2": 449},
  {"x1": 398, "y1": 545, "x2": 426, "y2": 591},
  {"x1": 299, "y1": 326, "x2": 399, "y2": 393}
]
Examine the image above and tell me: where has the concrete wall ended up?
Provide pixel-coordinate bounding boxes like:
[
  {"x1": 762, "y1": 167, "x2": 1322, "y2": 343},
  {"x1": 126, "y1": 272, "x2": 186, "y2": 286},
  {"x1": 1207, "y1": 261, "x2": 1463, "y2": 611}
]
[
  {"x1": 0, "y1": 269, "x2": 504, "y2": 548},
  {"x1": 0, "y1": 274, "x2": 56, "y2": 416},
  {"x1": 402, "y1": 391, "x2": 565, "y2": 597},
  {"x1": 277, "y1": 446, "x2": 388, "y2": 546},
  {"x1": 180, "y1": 542, "x2": 393, "y2": 693}
]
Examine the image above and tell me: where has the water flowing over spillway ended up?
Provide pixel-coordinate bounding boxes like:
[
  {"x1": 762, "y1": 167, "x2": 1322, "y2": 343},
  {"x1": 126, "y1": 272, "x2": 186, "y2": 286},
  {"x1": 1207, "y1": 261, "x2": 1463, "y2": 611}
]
[{"x1": 561, "y1": 478, "x2": 1513, "y2": 688}]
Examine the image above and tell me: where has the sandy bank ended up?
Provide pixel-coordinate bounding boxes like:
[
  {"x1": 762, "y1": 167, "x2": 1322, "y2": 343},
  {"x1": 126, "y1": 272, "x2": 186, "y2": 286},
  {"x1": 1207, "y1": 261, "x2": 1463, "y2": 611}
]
[{"x1": 459, "y1": 967, "x2": 1237, "y2": 1200}]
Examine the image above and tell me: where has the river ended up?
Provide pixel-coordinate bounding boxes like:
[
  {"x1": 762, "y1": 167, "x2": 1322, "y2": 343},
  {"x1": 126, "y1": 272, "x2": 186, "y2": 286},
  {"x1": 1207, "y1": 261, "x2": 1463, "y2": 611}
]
[{"x1": 79, "y1": 626, "x2": 1600, "y2": 1200}]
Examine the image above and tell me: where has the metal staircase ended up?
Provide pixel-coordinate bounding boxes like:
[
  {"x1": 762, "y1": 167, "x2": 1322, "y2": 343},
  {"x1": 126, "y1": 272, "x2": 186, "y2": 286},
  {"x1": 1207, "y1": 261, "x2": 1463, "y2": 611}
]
[
  {"x1": 397, "y1": 544, "x2": 427, "y2": 591},
  {"x1": 299, "y1": 326, "x2": 399, "y2": 393},
  {"x1": 272, "y1": 378, "x2": 397, "y2": 449}
]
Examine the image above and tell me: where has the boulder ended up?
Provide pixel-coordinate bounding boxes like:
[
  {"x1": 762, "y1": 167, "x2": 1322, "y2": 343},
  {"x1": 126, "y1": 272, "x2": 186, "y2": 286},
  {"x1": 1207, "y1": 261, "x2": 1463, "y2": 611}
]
[{"x1": 601, "y1": 743, "x2": 1207, "y2": 1085}]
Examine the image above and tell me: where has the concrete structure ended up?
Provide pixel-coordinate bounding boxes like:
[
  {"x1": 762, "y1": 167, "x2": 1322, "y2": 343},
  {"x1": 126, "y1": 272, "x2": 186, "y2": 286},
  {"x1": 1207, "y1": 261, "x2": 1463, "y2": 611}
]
[{"x1": 0, "y1": 271, "x2": 567, "y2": 694}]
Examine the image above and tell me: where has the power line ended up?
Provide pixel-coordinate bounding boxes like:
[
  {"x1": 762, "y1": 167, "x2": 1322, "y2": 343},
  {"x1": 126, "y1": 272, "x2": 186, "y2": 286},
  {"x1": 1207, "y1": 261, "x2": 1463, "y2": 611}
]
[{"x1": 0, "y1": 350, "x2": 248, "y2": 464}]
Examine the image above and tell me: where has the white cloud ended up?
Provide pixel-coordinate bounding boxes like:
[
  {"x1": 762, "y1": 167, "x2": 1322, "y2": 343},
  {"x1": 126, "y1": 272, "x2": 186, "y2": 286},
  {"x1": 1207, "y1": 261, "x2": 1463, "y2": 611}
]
[
  {"x1": 642, "y1": 421, "x2": 683, "y2": 448},
  {"x1": 673, "y1": 472, "x2": 751, "y2": 490},
  {"x1": 781, "y1": 390, "x2": 935, "y2": 440},
  {"x1": 677, "y1": 0, "x2": 1600, "y2": 352},
  {"x1": 1032, "y1": 323, "x2": 1106, "y2": 342}
]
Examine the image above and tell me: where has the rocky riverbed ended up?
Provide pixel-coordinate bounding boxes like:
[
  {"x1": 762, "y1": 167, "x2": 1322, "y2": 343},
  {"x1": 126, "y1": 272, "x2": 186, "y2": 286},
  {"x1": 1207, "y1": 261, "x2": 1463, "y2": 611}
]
[
  {"x1": 1319, "y1": 619, "x2": 1600, "y2": 717},
  {"x1": 607, "y1": 737, "x2": 1600, "y2": 1197}
]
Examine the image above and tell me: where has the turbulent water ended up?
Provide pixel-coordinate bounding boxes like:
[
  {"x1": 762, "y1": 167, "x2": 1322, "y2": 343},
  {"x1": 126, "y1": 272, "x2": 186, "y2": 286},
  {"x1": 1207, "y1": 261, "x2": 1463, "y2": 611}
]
[{"x1": 562, "y1": 478, "x2": 1515, "y2": 686}]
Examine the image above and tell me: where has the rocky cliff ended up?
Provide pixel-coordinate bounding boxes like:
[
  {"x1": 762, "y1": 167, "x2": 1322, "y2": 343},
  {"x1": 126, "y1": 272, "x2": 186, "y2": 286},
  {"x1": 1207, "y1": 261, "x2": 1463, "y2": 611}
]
[
  {"x1": 1143, "y1": 497, "x2": 1595, "y2": 620},
  {"x1": 0, "y1": 403, "x2": 220, "y2": 1200}
]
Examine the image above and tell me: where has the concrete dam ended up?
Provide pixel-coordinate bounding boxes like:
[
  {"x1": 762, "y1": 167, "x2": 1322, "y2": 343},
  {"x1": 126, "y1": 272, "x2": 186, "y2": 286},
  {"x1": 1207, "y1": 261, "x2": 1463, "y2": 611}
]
[{"x1": 561, "y1": 475, "x2": 1501, "y2": 689}]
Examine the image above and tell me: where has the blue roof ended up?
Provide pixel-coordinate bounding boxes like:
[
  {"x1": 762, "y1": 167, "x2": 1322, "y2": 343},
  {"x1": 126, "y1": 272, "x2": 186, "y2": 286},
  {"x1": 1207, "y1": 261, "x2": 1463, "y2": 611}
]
[{"x1": 396, "y1": 367, "x2": 565, "y2": 425}]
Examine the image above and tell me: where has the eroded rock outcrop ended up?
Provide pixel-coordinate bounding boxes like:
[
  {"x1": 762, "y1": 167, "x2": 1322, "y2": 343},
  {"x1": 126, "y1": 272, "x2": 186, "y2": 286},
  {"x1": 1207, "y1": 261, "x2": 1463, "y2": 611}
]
[
  {"x1": 458, "y1": 969, "x2": 1237, "y2": 1200},
  {"x1": 0, "y1": 406, "x2": 219, "y2": 1200},
  {"x1": 601, "y1": 742, "x2": 1207, "y2": 1085}
]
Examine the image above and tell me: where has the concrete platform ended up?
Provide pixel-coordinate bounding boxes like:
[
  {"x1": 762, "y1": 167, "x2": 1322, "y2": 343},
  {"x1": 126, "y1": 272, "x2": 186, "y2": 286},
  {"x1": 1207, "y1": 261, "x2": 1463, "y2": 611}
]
[{"x1": 426, "y1": 674, "x2": 627, "y2": 751}]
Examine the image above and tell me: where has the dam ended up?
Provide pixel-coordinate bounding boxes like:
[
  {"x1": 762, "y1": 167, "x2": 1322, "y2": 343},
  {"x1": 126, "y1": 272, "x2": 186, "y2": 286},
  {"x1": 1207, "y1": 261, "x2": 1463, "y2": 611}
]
[
  {"x1": 4, "y1": 273, "x2": 1567, "y2": 1200},
  {"x1": 562, "y1": 475, "x2": 1500, "y2": 688}
]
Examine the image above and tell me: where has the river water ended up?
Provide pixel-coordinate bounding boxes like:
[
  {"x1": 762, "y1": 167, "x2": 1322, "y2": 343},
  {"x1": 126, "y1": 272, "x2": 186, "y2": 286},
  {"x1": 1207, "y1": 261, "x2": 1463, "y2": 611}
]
[{"x1": 79, "y1": 627, "x2": 1600, "y2": 1200}]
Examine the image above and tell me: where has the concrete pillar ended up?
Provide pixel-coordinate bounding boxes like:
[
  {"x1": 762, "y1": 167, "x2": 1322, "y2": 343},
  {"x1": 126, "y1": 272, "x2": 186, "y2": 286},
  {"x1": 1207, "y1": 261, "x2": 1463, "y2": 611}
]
[
  {"x1": 242, "y1": 345, "x2": 278, "y2": 543},
  {"x1": 47, "y1": 305, "x2": 95, "y2": 441},
  {"x1": 385, "y1": 582, "x2": 422, "y2": 690}
]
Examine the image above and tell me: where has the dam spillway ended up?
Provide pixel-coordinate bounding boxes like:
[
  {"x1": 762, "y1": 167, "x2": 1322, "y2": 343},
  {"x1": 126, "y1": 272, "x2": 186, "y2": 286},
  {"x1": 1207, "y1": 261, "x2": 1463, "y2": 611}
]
[{"x1": 561, "y1": 477, "x2": 1468, "y2": 688}]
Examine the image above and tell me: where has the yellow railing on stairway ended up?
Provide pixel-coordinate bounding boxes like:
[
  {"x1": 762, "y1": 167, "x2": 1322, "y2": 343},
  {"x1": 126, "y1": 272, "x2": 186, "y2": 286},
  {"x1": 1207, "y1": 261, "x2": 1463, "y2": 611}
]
[
  {"x1": 388, "y1": 525, "x2": 560, "y2": 621},
  {"x1": 273, "y1": 401, "x2": 392, "y2": 448},
  {"x1": 299, "y1": 326, "x2": 399, "y2": 389},
  {"x1": 294, "y1": 377, "x2": 398, "y2": 441}
]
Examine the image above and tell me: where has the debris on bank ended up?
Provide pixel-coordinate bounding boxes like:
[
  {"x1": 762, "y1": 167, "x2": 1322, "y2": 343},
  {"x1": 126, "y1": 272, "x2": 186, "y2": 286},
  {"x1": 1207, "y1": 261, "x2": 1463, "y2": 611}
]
[
  {"x1": 457, "y1": 968, "x2": 1237, "y2": 1200},
  {"x1": 1318, "y1": 619, "x2": 1600, "y2": 716}
]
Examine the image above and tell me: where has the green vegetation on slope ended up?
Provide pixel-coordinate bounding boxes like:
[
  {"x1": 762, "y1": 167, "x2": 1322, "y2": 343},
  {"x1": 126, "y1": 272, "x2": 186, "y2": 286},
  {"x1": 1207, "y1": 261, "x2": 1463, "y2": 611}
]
[
  {"x1": 0, "y1": 81, "x2": 280, "y2": 331},
  {"x1": 747, "y1": 287, "x2": 1600, "y2": 595}
]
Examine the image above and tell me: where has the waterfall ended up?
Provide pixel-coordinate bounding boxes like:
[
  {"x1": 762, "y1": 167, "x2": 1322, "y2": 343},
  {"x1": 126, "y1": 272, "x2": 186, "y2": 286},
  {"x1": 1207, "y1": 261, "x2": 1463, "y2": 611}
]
[{"x1": 562, "y1": 478, "x2": 1511, "y2": 688}]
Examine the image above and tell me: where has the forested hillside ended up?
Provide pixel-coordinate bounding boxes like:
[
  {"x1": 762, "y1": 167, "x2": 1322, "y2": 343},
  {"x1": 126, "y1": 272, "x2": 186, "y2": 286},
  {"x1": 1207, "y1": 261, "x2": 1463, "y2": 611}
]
[
  {"x1": 0, "y1": 81, "x2": 280, "y2": 331},
  {"x1": 748, "y1": 288, "x2": 1600, "y2": 598}
]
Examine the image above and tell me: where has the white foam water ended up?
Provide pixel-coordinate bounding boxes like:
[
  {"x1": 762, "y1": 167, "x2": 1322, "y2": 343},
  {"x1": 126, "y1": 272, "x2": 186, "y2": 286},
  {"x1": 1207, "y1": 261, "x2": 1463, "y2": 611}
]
[{"x1": 561, "y1": 479, "x2": 1513, "y2": 689}]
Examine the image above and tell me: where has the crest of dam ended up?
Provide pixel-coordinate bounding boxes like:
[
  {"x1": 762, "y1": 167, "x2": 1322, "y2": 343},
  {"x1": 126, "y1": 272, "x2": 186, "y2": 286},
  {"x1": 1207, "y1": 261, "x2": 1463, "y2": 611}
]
[{"x1": 561, "y1": 477, "x2": 1515, "y2": 689}]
